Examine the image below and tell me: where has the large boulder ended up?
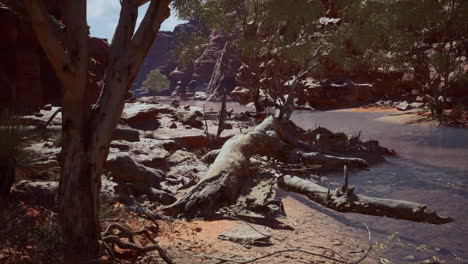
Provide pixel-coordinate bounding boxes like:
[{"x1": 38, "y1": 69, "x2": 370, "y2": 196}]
[
  {"x1": 106, "y1": 153, "x2": 165, "y2": 188},
  {"x1": 121, "y1": 102, "x2": 174, "y2": 130}
]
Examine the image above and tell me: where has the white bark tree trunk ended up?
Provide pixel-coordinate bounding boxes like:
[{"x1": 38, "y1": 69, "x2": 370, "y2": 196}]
[{"x1": 11, "y1": 0, "x2": 172, "y2": 262}]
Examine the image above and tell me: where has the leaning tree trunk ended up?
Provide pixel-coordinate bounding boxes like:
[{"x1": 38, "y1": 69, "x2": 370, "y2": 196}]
[{"x1": 18, "y1": 0, "x2": 172, "y2": 263}]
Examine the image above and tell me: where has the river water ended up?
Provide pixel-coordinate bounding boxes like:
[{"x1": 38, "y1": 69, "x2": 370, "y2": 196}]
[
  {"x1": 173, "y1": 99, "x2": 468, "y2": 263},
  {"x1": 291, "y1": 110, "x2": 468, "y2": 264}
]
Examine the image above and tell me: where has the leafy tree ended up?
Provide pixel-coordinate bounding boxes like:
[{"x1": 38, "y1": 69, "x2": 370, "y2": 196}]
[
  {"x1": 330, "y1": 0, "x2": 468, "y2": 116},
  {"x1": 143, "y1": 69, "x2": 171, "y2": 95}
]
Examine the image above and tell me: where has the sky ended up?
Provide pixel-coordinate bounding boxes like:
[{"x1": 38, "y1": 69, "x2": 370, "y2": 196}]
[{"x1": 87, "y1": 0, "x2": 186, "y2": 41}]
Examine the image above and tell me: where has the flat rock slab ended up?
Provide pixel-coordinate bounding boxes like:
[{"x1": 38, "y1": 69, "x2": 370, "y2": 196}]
[{"x1": 218, "y1": 225, "x2": 272, "y2": 246}]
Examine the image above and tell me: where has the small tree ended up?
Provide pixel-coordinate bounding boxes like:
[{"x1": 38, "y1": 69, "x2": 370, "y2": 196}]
[{"x1": 143, "y1": 69, "x2": 171, "y2": 95}]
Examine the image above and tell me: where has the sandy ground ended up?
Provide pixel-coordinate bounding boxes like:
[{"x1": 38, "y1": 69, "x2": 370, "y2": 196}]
[{"x1": 146, "y1": 193, "x2": 378, "y2": 264}]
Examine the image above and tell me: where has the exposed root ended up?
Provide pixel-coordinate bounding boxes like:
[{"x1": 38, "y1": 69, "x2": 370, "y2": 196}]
[{"x1": 99, "y1": 223, "x2": 174, "y2": 264}]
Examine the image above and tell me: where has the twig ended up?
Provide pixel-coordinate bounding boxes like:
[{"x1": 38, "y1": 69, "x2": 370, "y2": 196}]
[
  {"x1": 195, "y1": 248, "x2": 347, "y2": 264},
  {"x1": 351, "y1": 224, "x2": 372, "y2": 264},
  {"x1": 100, "y1": 223, "x2": 174, "y2": 264}
]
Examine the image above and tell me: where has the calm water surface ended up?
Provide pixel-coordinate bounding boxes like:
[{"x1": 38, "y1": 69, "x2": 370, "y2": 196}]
[{"x1": 292, "y1": 110, "x2": 468, "y2": 263}]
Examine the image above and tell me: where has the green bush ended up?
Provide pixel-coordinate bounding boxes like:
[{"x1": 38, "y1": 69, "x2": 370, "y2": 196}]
[{"x1": 142, "y1": 69, "x2": 170, "y2": 95}]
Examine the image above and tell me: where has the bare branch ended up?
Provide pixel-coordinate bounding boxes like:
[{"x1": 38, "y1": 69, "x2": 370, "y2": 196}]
[{"x1": 127, "y1": 0, "x2": 172, "y2": 77}]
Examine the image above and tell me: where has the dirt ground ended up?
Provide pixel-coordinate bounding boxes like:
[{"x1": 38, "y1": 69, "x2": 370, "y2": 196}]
[{"x1": 146, "y1": 192, "x2": 378, "y2": 264}]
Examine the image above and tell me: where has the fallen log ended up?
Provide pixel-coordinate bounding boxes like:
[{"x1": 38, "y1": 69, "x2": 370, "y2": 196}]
[
  {"x1": 278, "y1": 175, "x2": 453, "y2": 224},
  {"x1": 162, "y1": 128, "x2": 288, "y2": 216}
]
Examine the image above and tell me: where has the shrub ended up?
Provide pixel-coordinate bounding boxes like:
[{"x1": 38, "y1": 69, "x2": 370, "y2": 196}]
[{"x1": 142, "y1": 69, "x2": 170, "y2": 95}]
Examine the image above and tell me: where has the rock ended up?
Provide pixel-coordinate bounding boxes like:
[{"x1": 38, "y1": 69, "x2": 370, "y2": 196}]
[
  {"x1": 112, "y1": 126, "x2": 140, "y2": 142},
  {"x1": 222, "y1": 123, "x2": 233, "y2": 129},
  {"x1": 12, "y1": 181, "x2": 58, "y2": 208},
  {"x1": 121, "y1": 102, "x2": 173, "y2": 130},
  {"x1": 156, "y1": 127, "x2": 210, "y2": 149},
  {"x1": 183, "y1": 105, "x2": 190, "y2": 110},
  {"x1": 128, "y1": 183, "x2": 176, "y2": 205},
  {"x1": 396, "y1": 101, "x2": 411, "y2": 111},
  {"x1": 206, "y1": 42, "x2": 240, "y2": 100},
  {"x1": 416, "y1": 96, "x2": 423, "y2": 102},
  {"x1": 409, "y1": 102, "x2": 424, "y2": 109},
  {"x1": 169, "y1": 122, "x2": 177, "y2": 129},
  {"x1": 218, "y1": 225, "x2": 272, "y2": 246},
  {"x1": 109, "y1": 139, "x2": 170, "y2": 168},
  {"x1": 181, "y1": 112, "x2": 204, "y2": 129},
  {"x1": 0, "y1": 4, "x2": 108, "y2": 114},
  {"x1": 163, "y1": 150, "x2": 208, "y2": 192},
  {"x1": 106, "y1": 153, "x2": 165, "y2": 188},
  {"x1": 230, "y1": 87, "x2": 253, "y2": 105},
  {"x1": 193, "y1": 91, "x2": 208, "y2": 100},
  {"x1": 131, "y1": 31, "x2": 173, "y2": 95},
  {"x1": 171, "y1": 100, "x2": 180, "y2": 108}
]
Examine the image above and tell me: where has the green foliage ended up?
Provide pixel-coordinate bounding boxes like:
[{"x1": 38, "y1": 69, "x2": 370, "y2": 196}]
[{"x1": 142, "y1": 69, "x2": 170, "y2": 95}]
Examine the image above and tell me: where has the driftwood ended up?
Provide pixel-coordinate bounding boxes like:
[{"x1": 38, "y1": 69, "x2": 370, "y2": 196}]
[
  {"x1": 163, "y1": 115, "x2": 452, "y2": 224},
  {"x1": 278, "y1": 175, "x2": 453, "y2": 224}
]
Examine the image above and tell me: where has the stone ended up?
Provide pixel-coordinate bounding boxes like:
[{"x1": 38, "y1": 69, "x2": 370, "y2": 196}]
[
  {"x1": 230, "y1": 87, "x2": 252, "y2": 105},
  {"x1": 106, "y1": 153, "x2": 165, "y2": 188},
  {"x1": 218, "y1": 225, "x2": 272, "y2": 246},
  {"x1": 121, "y1": 102, "x2": 173, "y2": 130},
  {"x1": 13, "y1": 181, "x2": 58, "y2": 208},
  {"x1": 409, "y1": 102, "x2": 424, "y2": 109},
  {"x1": 112, "y1": 126, "x2": 140, "y2": 142},
  {"x1": 222, "y1": 123, "x2": 233, "y2": 129},
  {"x1": 193, "y1": 91, "x2": 208, "y2": 100},
  {"x1": 181, "y1": 112, "x2": 204, "y2": 129},
  {"x1": 131, "y1": 31, "x2": 173, "y2": 94},
  {"x1": 396, "y1": 101, "x2": 411, "y2": 111}
]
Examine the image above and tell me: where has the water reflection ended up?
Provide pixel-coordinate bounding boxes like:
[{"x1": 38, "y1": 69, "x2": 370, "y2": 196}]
[{"x1": 292, "y1": 110, "x2": 468, "y2": 263}]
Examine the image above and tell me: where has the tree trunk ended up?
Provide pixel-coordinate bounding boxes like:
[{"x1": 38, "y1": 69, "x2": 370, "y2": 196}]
[
  {"x1": 253, "y1": 89, "x2": 264, "y2": 113},
  {"x1": 279, "y1": 175, "x2": 453, "y2": 224}
]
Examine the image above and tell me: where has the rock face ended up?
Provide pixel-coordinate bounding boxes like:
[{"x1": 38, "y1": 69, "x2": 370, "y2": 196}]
[
  {"x1": 303, "y1": 78, "x2": 380, "y2": 109},
  {"x1": 132, "y1": 23, "x2": 242, "y2": 100},
  {"x1": 0, "y1": 3, "x2": 109, "y2": 114},
  {"x1": 131, "y1": 31, "x2": 174, "y2": 97}
]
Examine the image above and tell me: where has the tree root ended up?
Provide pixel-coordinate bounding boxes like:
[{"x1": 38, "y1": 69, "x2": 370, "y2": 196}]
[{"x1": 99, "y1": 223, "x2": 174, "y2": 264}]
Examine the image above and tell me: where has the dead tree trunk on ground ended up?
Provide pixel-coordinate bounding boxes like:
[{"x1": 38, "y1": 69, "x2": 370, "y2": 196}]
[
  {"x1": 278, "y1": 175, "x2": 453, "y2": 224},
  {"x1": 164, "y1": 116, "x2": 452, "y2": 224}
]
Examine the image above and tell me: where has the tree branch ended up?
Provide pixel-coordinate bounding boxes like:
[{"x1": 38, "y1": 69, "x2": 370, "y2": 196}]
[
  {"x1": 127, "y1": 0, "x2": 172, "y2": 77},
  {"x1": 22, "y1": 0, "x2": 73, "y2": 83}
]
